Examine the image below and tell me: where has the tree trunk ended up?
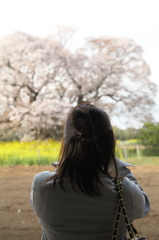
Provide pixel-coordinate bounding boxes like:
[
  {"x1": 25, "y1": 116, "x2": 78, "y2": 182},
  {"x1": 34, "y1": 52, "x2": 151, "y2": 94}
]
[{"x1": 77, "y1": 95, "x2": 83, "y2": 104}]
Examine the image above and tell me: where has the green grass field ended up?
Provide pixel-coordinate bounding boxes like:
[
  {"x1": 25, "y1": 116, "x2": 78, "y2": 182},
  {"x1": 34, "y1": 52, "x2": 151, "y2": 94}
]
[
  {"x1": 0, "y1": 140, "x2": 158, "y2": 166},
  {"x1": 123, "y1": 156, "x2": 159, "y2": 165}
]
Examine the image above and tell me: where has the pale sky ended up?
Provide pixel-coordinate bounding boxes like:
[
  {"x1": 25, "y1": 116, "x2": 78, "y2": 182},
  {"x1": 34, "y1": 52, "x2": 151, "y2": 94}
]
[{"x1": 0, "y1": 0, "x2": 158, "y2": 127}]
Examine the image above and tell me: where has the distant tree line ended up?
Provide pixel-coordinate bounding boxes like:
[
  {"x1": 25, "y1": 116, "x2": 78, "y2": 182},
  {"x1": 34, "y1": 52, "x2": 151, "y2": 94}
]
[
  {"x1": 113, "y1": 126, "x2": 139, "y2": 140},
  {"x1": 138, "y1": 122, "x2": 159, "y2": 156},
  {"x1": 113, "y1": 123, "x2": 159, "y2": 156}
]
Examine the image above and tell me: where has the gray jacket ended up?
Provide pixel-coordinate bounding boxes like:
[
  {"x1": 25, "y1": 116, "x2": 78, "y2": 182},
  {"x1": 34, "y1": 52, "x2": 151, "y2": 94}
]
[{"x1": 30, "y1": 159, "x2": 150, "y2": 240}]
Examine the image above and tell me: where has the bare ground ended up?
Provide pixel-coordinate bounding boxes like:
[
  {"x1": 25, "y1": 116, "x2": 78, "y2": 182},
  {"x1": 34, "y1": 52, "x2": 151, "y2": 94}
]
[{"x1": 0, "y1": 165, "x2": 159, "y2": 240}]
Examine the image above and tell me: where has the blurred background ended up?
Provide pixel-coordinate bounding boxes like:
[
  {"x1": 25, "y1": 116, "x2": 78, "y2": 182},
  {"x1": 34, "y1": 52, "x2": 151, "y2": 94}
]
[
  {"x1": 0, "y1": 0, "x2": 158, "y2": 162},
  {"x1": 0, "y1": 0, "x2": 159, "y2": 240}
]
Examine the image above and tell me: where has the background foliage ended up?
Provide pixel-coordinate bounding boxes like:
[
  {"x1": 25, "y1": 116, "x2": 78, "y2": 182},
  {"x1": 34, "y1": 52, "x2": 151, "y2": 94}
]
[
  {"x1": 113, "y1": 126, "x2": 139, "y2": 140},
  {"x1": 138, "y1": 122, "x2": 159, "y2": 156}
]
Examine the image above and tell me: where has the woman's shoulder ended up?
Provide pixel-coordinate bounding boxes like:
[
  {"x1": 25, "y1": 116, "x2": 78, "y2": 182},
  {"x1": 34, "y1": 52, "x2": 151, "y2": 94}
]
[
  {"x1": 35, "y1": 170, "x2": 53, "y2": 178},
  {"x1": 108, "y1": 158, "x2": 134, "y2": 177},
  {"x1": 33, "y1": 171, "x2": 56, "y2": 187},
  {"x1": 116, "y1": 158, "x2": 134, "y2": 168}
]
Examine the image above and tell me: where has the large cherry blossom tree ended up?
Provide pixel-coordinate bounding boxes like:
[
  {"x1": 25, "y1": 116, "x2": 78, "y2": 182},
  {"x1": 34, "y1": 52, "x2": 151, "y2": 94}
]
[{"x1": 0, "y1": 28, "x2": 156, "y2": 140}]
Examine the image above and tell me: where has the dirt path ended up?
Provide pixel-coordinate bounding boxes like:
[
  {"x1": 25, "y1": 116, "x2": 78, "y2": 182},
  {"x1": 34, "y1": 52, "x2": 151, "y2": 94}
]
[{"x1": 0, "y1": 165, "x2": 159, "y2": 240}]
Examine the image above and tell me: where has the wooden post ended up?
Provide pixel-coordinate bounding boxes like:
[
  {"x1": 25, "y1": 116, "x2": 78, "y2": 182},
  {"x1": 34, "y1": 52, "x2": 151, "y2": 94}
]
[
  {"x1": 123, "y1": 145, "x2": 127, "y2": 159},
  {"x1": 136, "y1": 145, "x2": 140, "y2": 158},
  {"x1": 37, "y1": 149, "x2": 40, "y2": 164}
]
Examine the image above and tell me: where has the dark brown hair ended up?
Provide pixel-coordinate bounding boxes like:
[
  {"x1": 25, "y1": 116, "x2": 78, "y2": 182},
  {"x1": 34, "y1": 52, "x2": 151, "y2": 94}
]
[{"x1": 47, "y1": 103, "x2": 117, "y2": 197}]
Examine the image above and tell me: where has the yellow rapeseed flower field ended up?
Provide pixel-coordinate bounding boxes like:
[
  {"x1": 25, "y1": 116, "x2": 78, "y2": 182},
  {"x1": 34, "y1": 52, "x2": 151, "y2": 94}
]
[
  {"x1": 0, "y1": 139, "x2": 158, "y2": 166},
  {"x1": 0, "y1": 140, "x2": 61, "y2": 165}
]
